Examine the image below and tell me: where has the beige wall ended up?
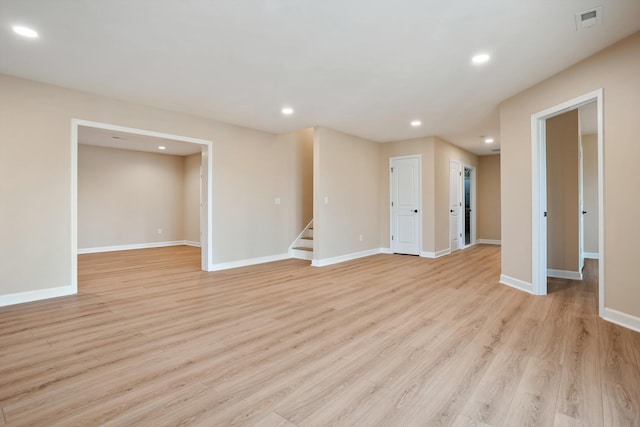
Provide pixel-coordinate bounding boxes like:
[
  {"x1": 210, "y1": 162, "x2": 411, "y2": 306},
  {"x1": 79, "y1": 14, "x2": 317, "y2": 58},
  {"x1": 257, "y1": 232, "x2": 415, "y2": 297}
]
[
  {"x1": 78, "y1": 145, "x2": 185, "y2": 248},
  {"x1": 582, "y1": 134, "x2": 599, "y2": 255},
  {"x1": 499, "y1": 31, "x2": 640, "y2": 317},
  {"x1": 184, "y1": 153, "x2": 201, "y2": 244},
  {"x1": 378, "y1": 136, "x2": 478, "y2": 254},
  {"x1": 314, "y1": 127, "x2": 381, "y2": 260},
  {"x1": 275, "y1": 128, "x2": 314, "y2": 237},
  {"x1": 0, "y1": 74, "x2": 302, "y2": 297},
  {"x1": 477, "y1": 155, "x2": 501, "y2": 241},
  {"x1": 546, "y1": 110, "x2": 579, "y2": 273}
]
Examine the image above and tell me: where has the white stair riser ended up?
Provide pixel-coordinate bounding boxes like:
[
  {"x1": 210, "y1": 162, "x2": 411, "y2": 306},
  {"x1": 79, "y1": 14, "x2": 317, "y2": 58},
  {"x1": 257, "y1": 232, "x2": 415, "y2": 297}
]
[
  {"x1": 291, "y1": 249, "x2": 313, "y2": 260},
  {"x1": 297, "y1": 239, "x2": 313, "y2": 249}
]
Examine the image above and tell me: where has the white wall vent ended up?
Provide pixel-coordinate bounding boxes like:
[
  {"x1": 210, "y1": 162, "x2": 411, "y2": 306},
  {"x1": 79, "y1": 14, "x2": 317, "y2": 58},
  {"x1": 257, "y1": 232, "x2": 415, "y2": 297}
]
[{"x1": 575, "y1": 6, "x2": 602, "y2": 30}]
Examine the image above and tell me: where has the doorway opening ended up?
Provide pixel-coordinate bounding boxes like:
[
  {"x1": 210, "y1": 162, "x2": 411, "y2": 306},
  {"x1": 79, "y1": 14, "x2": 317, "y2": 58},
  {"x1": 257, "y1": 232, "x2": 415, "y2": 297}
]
[
  {"x1": 71, "y1": 119, "x2": 214, "y2": 293},
  {"x1": 463, "y1": 166, "x2": 476, "y2": 247},
  {"x1": 531, "y1": 89, "x2": 603, "y2": 315}
]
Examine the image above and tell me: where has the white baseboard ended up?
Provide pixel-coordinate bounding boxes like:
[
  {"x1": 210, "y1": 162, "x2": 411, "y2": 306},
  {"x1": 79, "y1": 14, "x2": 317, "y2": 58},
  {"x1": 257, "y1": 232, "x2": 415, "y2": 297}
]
[
  {"x1": 208, "y1": 253, "x2": 290, "y2": 271},
  {"x1": 478, "y1": 239, "x2": 501, "y2": 245},
  {"x1": 584, "y1": 252, "x2": 599, "y2": 259},
  {"x1": 183, "y1": 240, "x2": 201, "y2": 247},
  {"x1": 500, "y1": 274, "x2": 534, "y2": 294},
  {"x1": 312, "y1": 248, "x2": 385, "y2": 267},
  {"x1": 0, "y1": 285, "x2": 76, "y2": 308},
  {"x1": 379, "y1": 247, "x2": 392, "y2": 254},
  {"x1": 78, "y1": 241, "x2": 196, "y2": 254},
  {"x1": 602, "y1": 308, "x2": 640, "y2": 333},
  {"x1": 547, "y1": 269, "x2": 582, "y2": 280},
  {"x1": 420, "y1": 248, "x2": 451, "y2": 259}
]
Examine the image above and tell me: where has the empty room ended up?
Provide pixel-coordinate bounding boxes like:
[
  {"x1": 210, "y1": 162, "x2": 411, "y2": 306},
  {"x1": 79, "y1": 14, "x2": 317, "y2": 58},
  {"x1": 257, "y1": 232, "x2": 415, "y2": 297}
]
[{"x1": 1, "y1": 1, "x2": 640, "y2": 426}]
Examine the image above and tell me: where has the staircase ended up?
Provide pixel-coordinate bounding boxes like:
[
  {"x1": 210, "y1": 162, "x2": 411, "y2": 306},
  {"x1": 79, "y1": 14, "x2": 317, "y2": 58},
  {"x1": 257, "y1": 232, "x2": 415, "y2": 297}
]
[{"x1": 290, "y1": 220, "x2": 314, "y2": 260}]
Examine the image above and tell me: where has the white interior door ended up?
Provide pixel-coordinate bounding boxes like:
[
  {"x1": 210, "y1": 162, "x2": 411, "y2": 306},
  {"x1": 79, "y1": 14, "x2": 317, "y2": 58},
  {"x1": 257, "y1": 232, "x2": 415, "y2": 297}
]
[
  {"x1": 391, "y1": 156, "x2": 421, "y2": 255},
  {"x1": 450, "y1": 160, "x2": 462, "y2": 251}
]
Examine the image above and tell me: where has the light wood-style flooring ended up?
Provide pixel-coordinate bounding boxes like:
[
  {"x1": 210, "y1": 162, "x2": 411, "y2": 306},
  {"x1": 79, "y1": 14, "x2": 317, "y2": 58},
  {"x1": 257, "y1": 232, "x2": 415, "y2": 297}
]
[{"x1": 1, "y1": 245, "x2": 640, "y2": 426}]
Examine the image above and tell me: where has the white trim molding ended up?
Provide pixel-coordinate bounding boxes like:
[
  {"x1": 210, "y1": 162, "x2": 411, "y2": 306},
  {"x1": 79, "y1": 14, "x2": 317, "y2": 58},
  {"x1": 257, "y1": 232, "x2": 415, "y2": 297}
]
[
  {"x1": 477, "y1": 239, "x2": 501, "y2": 245},
  {"x1": 183, "y1": 240, "x2": 201, "y2": 247},
  {"x1": 420, "y1": 249, "x2": 451, "y2": 259},
  {"x1": 312, "y1": 248, "x2": 385, "y2": 267},
  {"x1": 602, "y1": 308, "x2": 640, "y2": 333},
  {"x1": 547, "y1": 269, "x2": 583, "y2": 280},
  {"x1": 583, "y1": 252, "x2": 599, "y2": 259},
  {"x1": 209, "y1": 253, "x2": 290, "y2": 271},
  {"x1": 379, "y1": 248, "x2": 392, "y2": 254},
  {"x1": 78, "y1": 241, "x2": 195, "y2": 254},
  {"x1": 500, "y1": 274, "x2": 534, "y2": 294},
  {"x1": 0, "y1": 286, "x2": 76, "y2": 308}
]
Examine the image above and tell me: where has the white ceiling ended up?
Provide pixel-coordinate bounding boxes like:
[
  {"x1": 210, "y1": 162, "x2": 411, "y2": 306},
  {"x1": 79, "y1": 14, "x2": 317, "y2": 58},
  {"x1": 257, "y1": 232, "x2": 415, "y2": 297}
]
[
  {"x1": 79, "y1": 126, "x2": 203, "y2": 157},
  {"x1": 1, "y1": 1, "x2": 639, "y2": 155}
]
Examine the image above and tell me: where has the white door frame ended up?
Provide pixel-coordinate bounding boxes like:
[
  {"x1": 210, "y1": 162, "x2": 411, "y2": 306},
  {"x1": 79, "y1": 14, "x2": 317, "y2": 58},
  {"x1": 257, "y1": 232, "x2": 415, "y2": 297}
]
[
  {"x1": 71, "y1": 119, "x2": 214, "y2": 293},
  {"x1": 578, "y1": 135, "x2": 585, "y2": 272},
  {"x1": 449, "y1": 159, "x2": 463, "y2": 252},
  {"x1": 531, "y1": 89, "x2": 604, "y2": 314},
  {"x1": 463, "y1": 165, "x2": 477, "y2": 248},
  {"x1": 389, "y1": 155, "x2": 422, "y2": 254}
]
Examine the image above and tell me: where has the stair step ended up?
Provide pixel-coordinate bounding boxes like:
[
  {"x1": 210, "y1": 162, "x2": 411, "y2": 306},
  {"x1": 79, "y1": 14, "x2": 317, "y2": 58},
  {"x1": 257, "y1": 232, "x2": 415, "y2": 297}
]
[
  {"x1": 292, "y1": 246, "x2": 313, "y2": 252},
  {"x1": 301, "y1": 236, "x2": 313, "y2": 240}
]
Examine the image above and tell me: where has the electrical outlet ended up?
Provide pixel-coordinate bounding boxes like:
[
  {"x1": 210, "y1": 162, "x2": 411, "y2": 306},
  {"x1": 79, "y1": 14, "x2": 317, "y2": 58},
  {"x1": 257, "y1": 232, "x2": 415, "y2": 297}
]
[
  {"x1": 275, "y1": 197, "x2": 281, "y2": 205},
  {"x1": 324, "y1": 196, "x2": 329, "y2": 205},
  {"x1": 359, "y1": 234, "x2": 363, "y2": 241},
  {"x1": 157, "y1": 228, "x2": 162, "y2": 235}
]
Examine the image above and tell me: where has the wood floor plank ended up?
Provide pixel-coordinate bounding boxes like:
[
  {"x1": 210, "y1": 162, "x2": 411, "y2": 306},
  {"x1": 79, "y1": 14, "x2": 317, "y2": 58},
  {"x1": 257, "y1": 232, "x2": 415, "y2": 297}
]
[
  {"x1": 0, "y1": 245, "x2": 638, "y2": 426},
  {"x1": 461, "y1": 288, "x2": 554, "y2": 427},
  {"x1": 295, "y1": 379, "x2": 389, "y2": 427},
  {"x1": 253, "y1": 412, "x2": 298, "y2": 427},
  {"x1": 401, "y1": 290, "x2": 529, "y2": 426},
  {"x1": 553, "y1": 413, "x2": 583, "y2": 427},
  {"x1": 557, "y1": 315, "x2": 603, "y2": 426},
  {"x1": 530, "y1": 295, "x2": 574, "y2": 364},
  {"x1": 598, "y1": 318, "x2": 640, "y2": 426},
  {"x1": 460, "y1": 347, "x2": 529, "y2": 425},
  {"x1": 451, "y1": 414, "x2": 493, "y2": 427},
  {"x1": 502, "y1": 357, "x2": 563, "y2": 427}
]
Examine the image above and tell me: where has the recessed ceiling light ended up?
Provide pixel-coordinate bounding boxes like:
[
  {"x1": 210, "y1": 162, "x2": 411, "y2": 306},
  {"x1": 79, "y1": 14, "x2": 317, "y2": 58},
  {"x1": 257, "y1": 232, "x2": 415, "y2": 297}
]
[
  {"x1": 484, "y1": 137, "x2": 494, "y2": 144},
  {"x1": 282, "y1": 107, "x2": 294, "y2": 115},
  {"x1": 12, "y1": 25, "x2": 39, "y2": 38},
  {"x1": 411, "y1": 120, "x2": 422, "y2": 127},
  {"x1": 158, "y1": 146, "x2": 166, "y2": 150},
  {"x1": 472, "y1": 53, "x2": 490, "y2": 65}
]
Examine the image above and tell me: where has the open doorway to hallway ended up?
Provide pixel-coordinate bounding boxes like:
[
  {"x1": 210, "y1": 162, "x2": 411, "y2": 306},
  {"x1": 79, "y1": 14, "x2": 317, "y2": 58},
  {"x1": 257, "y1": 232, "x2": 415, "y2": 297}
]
[{"x1": 531, "y1": 90, "x2": 603, "y2": 316}]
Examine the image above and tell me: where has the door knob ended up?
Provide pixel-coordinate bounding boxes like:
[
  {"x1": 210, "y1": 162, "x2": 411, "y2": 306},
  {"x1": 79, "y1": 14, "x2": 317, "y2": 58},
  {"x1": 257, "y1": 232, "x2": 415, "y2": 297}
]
[
  {"x1": 582, "y1": 210, "x2": 587, "y2": 214},
  {"x1": 413, "y1": 209, "x2": 418, "y2": 213},
  {"x1": 450, "y1": 209, "x2": 454, "y2": 213}
]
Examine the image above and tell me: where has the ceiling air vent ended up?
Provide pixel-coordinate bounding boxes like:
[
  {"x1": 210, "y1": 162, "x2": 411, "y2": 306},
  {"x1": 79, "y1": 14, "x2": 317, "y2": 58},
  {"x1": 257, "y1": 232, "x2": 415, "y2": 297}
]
[
  {"x1": 491, "y1": 148, "x2": 501, "y2": 153},
  {"x1": 575, "y1": 6, "x2": 602, "y2": 30}
]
